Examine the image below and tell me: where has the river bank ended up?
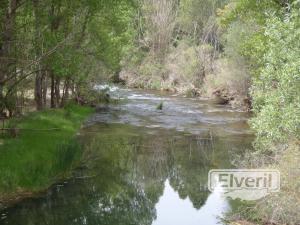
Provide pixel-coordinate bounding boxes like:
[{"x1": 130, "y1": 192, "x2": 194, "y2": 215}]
[{"x1": 0, "y1": 104, "x2": 93, "y2": 209}]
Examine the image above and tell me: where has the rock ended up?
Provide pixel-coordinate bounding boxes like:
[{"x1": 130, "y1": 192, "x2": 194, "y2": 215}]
[
  {"x1": 156, "y1": 102, "x2": 163, "y2": 110},
  {"x1": 211, "y1": 95, "x2": 229, "y2": 105},
  {"x1": 211, "y1": 89, "x2": 229, "y2": 105},
  {"x1": 243, "y1": 96, "x2": 252, "y2": 110}
]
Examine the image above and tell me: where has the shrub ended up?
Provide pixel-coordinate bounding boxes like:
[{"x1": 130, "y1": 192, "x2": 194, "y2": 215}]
[
  {"x1": 164, "y1": 40, "x2": 215, "y2": 93},
  {"x1": 250, "y1": 8, "x2": 300, "y2": 150},
  {"x1": 228, "y1": 5, "x2": 300, "y2": 225}
]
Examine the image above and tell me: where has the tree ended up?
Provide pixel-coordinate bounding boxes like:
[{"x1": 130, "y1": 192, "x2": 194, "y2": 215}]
[{"x1": 0, "y1": 0, "x2": 136, "y2": 114}]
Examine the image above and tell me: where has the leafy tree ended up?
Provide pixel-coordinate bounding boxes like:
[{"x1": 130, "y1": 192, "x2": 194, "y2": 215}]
[{"x1": 0, "y1": 0, "x2": 136, "y2": 114}]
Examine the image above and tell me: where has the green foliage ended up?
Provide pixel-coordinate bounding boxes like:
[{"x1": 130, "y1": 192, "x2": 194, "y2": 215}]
[
  {"x1": 250, "y1": 7, "x2": 300, "y2": 149},
  {"x1": 220, "y1": 2, "x2": 300, "y2": 225},
  {"x1": 172, "y1": 41, "x2": 202, "y2": 78},
  {"x1": 137, "y1": 56, "x2": 166, "y2": 89},
  {"x1": 0, "y1": 0, "x2": 137, "y2": 114},
  {"x1": 218, "y1": 0, "x2": 279, "y2": 76},
  {"x1": 218, "y1": 0, "x2": 281, "y2": 27},
  {"x1": 177, "y1": 0, "x2": 225, "y2": 39},
  {"x1": 220, "y1": 0, "x2": 299, "y2": 179},
  {"x1": 88, "y1": 1, "x2": 136, "y2": 71},
  {"x1": 122, "y1": 0, "x2": 225, "y2": 92},
  {"x1": 166, "y1": 40, "x2": 213, "y2": 89}
]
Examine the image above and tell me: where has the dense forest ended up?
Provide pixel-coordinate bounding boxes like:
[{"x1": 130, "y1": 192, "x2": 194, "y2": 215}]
[{"x1": 0, "y1": 0, "x2": 299, "y2": 225}]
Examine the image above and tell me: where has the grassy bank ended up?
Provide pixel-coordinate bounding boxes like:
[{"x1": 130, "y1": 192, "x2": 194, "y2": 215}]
[{"x1": 0, "y1": 104, "x2": 93, "y2": 204}]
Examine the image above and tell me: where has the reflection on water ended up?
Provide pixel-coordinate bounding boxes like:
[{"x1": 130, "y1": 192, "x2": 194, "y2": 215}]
[
  {"x1": 1, "y1": 88, "x2": 253, "y2": 225},
  {"x1": 1, "y1": 123, "x2": 252, "y2": 225},
  {"x1": 153, "y1": 180, "x2": 228, "y2": 225}
]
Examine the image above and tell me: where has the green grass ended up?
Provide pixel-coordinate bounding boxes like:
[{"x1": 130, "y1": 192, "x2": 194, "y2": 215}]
[{"x1": 0, "y1": 104, "x2": 93, "y2": 196}]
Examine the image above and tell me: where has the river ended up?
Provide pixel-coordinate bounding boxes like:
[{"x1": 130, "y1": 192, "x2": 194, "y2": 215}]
[{"x1": 0, "y1": 87, "x2": 253, "y2": 225}]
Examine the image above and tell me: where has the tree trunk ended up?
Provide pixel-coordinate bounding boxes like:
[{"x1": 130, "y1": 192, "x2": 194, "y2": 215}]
[
  {"x1": 35, "y1": 70, "x2": 43, "y2": 110},
  {"x1": 55, "y1": 77, "x2": 60, "y2": 107},
  {"x1": 60, "y1": 78, "x2": 70, "y2": 107},
  {"x1": 0, "y1": 0, "x2": 18, "y2": 113},
  {"x1": 42, "y1": 72, "x2": 47, "y2": 106},
  {"x1": 50, "y1": 72, "x2": 55, "y2": 108},
  {"x1": 33, "y1": 0, "x2": 44, "y2": 110}
]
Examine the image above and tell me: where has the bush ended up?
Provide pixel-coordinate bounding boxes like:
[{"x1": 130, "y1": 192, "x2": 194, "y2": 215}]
[
  {"x1": 229, "y1": 140, "x2": 300, "y2": 225},
  {"x1": 201, "y1": 57, "x2": 250, "y2": 109},
  {"x1": 120, "y1": 40, "x2": 216, "y2": 93},
  {"x1": 165, "y1": 41, "x2": 213, "y2": 90},
  {"x1": 228, "y1": 5, "x2": 300, "y2": 225},
  {"x1": 250, "y1": 8, "x2": 300, "y2": 150},
  {"x1": 256, "y1": 141, "x2": 300, "y2": 225}
]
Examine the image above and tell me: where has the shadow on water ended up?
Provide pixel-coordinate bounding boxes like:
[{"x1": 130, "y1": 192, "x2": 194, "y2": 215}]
[{"x1": 1, "y1": 87, "x2": 254, "y2": 225}]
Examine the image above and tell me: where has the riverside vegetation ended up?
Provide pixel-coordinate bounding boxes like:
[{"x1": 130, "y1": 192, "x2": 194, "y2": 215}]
[
  {"x1": 0, "y1": 104, "x2": 93, "y2": 206},
  {"x1": 0, "y1": 0, "x2": 299, "y2": 225}
]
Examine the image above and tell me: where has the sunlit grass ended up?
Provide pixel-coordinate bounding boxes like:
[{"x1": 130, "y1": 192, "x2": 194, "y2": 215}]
[{"x1": 0, "y1": 104, "x2": 93, "y2": 196}]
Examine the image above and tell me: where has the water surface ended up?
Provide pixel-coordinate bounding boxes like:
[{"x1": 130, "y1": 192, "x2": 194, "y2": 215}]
[{"x1": 1, "y1": 87, "x2": 253, "y2": 225}]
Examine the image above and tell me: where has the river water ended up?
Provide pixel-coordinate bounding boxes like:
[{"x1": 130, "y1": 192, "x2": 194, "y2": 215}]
[{"x1": 1, "y1": 87, "x2": 253, "y2": 225}]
